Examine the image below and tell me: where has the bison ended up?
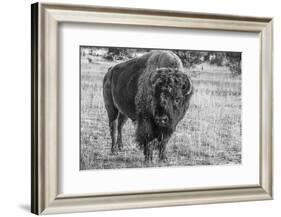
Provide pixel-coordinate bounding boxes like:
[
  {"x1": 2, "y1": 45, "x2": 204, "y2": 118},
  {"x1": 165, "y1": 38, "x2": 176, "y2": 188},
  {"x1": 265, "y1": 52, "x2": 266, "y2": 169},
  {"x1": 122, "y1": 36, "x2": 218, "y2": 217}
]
[{"x1": 103, "y1": 50, "x2": 193, "y2": 164}]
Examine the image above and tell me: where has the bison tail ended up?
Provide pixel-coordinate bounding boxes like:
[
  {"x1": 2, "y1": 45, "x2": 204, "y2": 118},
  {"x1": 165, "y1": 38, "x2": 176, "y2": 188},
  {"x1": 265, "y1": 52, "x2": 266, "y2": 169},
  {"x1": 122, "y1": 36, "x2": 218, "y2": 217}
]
[{"x1": 103, "y1": 66, "x2": 113, "y2": 85}]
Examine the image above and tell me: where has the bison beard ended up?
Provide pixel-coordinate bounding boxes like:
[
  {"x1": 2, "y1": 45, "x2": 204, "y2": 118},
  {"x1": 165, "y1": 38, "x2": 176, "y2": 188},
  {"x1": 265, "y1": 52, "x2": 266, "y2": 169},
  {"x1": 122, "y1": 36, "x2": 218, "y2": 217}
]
[{"x1": 103, "y1": 50, "x2": 193, "y2": 164}]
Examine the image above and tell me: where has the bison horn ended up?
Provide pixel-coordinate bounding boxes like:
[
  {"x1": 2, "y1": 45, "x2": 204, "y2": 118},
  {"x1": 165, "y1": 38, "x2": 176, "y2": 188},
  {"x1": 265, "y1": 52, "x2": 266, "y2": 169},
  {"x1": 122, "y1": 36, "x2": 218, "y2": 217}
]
[{"x1": 183, "y1": 77, "x2": 193, "y2": 96}]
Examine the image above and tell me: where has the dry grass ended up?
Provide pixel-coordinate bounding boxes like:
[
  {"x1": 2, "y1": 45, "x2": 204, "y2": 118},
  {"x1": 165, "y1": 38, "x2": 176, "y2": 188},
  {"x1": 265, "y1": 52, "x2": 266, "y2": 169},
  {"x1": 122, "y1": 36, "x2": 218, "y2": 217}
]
[{"x1": 80, "y1": 56, "x2": 241, "y2": 170}]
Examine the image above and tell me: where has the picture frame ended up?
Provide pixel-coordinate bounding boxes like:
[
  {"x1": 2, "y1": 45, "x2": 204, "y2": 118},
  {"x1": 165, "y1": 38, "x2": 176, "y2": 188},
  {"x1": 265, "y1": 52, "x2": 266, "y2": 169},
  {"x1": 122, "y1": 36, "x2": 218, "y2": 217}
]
[{"x1": 31, "y1": 2, "x2": 273, "y2": 215}]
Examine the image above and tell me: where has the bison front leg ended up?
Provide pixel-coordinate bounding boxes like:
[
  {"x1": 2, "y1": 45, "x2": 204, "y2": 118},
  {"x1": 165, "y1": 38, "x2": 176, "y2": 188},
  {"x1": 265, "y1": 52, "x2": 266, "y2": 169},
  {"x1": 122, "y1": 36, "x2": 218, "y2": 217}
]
[
  {"x1": 144, "y1": 140, "x2": 154, "y2": 165},
  {"x1": 135, "y1": 118, "x2": 154, "y2": 165},
  {"x1": 158, "y1": 136, "x2": 170, "y2": 162}
]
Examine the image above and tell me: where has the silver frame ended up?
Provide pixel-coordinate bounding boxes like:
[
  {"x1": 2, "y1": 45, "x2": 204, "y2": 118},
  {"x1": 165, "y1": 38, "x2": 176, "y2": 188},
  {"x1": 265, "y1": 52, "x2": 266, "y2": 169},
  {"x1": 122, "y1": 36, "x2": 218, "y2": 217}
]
[{"x1": 31, "y1": 2, "x2": 273, "y2": 215}]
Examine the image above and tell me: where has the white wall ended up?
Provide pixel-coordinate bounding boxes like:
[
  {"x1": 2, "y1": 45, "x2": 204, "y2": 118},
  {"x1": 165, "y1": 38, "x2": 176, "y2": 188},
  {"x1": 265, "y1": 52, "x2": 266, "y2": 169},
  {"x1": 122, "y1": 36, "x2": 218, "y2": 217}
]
[{"x1": 0, "y1": 0, "x2": 279, "y2": 216}]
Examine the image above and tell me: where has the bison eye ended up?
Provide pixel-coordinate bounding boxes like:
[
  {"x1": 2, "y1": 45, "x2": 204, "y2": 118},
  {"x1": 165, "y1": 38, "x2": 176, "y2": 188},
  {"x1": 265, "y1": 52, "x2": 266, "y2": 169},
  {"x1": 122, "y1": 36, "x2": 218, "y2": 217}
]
[{"x1": 174, "y1": 98, "x2": 181, "y2": 105}]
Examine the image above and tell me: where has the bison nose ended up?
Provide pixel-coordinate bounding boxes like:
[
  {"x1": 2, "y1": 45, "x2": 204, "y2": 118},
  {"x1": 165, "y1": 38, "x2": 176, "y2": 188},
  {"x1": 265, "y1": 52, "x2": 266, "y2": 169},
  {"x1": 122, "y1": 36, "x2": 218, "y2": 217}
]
[{"x1": 156, "y1": 115, "x2": 169, "y2": 125}]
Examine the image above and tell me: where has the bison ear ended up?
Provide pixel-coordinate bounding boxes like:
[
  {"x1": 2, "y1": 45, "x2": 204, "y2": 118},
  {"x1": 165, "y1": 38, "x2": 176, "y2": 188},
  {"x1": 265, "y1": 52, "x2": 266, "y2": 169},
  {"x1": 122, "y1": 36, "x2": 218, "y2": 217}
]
[{"x1": 182, "y1": 77, "x2": 193, "y2": 96}]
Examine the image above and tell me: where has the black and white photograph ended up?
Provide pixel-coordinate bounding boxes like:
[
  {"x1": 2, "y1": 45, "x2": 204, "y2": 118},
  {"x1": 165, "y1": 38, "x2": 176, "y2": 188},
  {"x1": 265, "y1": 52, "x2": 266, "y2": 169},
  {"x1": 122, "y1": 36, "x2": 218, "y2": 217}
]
[
  {"x1": 80, "y1": 46, "x2": 242, "y2": 170},
  {"x1": 28, "y1": 2, "x2": 274, "y2": 215}
]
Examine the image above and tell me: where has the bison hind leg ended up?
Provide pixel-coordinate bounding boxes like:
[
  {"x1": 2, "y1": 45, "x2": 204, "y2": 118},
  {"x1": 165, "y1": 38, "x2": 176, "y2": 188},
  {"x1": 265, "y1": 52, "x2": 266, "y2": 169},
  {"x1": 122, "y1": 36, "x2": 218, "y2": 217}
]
[
  {"x1": 104, "y1": 95, "x2": 118, "y2": 154},
  {"x1": 108, "y1": 113, "x2": 118, "y2": 154},
  {"x1": 116, "y1": 112, "x2": 128, "y2": 150},
  {"x1": 103, "y1": 72, "x2": 119, "y2": 154}
]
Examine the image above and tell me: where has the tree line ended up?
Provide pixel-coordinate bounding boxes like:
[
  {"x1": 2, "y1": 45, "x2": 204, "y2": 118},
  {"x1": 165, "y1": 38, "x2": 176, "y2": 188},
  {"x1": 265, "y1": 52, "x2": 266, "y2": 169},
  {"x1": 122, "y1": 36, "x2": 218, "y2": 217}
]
[{"x1": 83, "y1": 47, "x2": 241, "y2": 75}]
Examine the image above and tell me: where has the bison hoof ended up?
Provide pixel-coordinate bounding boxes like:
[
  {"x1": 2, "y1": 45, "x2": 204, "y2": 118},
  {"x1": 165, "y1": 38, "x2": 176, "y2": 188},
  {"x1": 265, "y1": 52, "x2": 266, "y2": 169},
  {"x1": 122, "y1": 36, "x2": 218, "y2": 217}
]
[
  {"x1": 138, "y1": 144, "x2": 144, "y2": 150},
  {"x1": 159, "y1": 153, "x2": 168, "y2": 163},
  {"x1": 144, "y1": 157, "x2": 153, "y2": 166},
  {"x1": 144, "y1": 160, "x2": 152, "y2": 167},
  {"x1": 116, "y1": 142, "x2": 123, "y2": 151},
  {"x1": 111, "y1": 147, "x2": 118, "y2": 154},
  {"x1": 159, "y1": 157, "x2": 168, "y2": 163}
]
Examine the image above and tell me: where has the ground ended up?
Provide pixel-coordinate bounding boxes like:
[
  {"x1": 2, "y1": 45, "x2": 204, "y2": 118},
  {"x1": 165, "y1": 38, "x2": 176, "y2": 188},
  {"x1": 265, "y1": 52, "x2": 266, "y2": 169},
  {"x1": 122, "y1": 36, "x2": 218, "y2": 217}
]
[{"x1": 80, "y1": 56, "x2": 241, "y2": 170}]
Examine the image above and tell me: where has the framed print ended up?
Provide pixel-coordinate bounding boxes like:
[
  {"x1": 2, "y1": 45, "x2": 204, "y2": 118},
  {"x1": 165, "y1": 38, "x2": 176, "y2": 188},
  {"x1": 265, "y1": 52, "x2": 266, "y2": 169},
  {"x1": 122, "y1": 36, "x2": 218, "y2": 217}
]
[{"x1": 31, "y1": 2, "x2": 273, "y2": 215}]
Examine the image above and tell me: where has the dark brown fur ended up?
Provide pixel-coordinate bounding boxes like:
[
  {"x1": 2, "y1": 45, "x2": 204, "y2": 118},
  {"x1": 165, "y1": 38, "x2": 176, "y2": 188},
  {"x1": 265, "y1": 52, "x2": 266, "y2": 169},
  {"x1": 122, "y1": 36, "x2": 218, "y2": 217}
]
[{"x1": 103, "y1": 50, "x2": 193, "y2": 163}]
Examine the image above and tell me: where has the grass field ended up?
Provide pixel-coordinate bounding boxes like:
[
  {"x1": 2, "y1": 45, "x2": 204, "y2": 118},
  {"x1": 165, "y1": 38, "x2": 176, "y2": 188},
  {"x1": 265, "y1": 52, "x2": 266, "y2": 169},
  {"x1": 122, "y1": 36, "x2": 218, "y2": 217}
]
[{"x1": 80, "y1": 56, "x2": 242, "y2": 170}]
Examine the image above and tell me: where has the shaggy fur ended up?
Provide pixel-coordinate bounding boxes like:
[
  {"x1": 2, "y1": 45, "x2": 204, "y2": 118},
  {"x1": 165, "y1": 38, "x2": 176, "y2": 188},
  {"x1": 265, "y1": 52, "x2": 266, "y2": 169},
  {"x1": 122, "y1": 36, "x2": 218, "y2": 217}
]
[{"x1": 103, "y1": 50, "x2": 193, "y2": 163}]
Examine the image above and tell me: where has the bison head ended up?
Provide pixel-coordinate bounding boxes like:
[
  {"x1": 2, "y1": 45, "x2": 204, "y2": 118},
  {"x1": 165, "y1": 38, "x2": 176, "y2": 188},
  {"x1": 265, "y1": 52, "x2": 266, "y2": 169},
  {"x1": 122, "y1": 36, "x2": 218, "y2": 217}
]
[{"x1": 149, "y1": 67, "x2": 193, "y2": 130}]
